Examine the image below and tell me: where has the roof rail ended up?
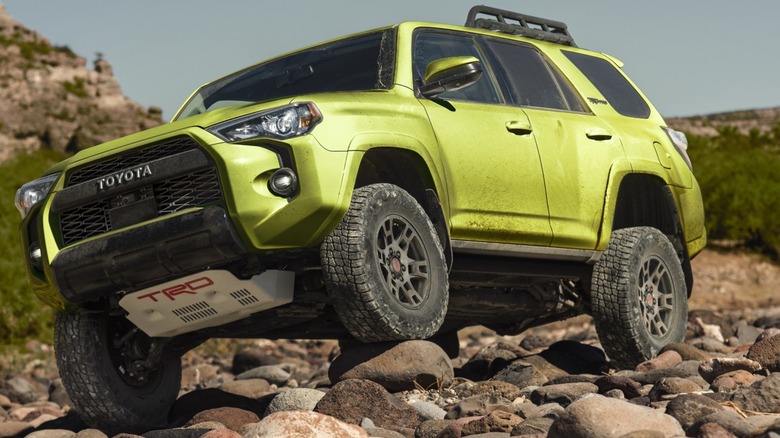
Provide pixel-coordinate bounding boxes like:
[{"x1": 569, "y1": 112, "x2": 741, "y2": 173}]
[{"x1": 465, "y1": 5, "x2": 577, "y2": 47}]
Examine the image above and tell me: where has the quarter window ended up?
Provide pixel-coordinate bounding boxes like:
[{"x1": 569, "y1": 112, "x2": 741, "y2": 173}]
[
  {"x1": 485, "y1": 39, "x2": 584, "y2": 112},
  {"x1": 563, "y1": 51, "x2": 651, "y2": 118}
]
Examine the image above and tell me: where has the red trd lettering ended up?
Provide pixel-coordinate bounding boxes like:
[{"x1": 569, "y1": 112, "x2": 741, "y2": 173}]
[
  {"x1": 186, "y1": 277, "x2": 215, "y2": 290},
  {"x1": 161, "y1": 284, "x2": 191, "y2": 300},
  {"x1": 136, "y1": 277, "x2": 215, "y2": 302},
  {"x1": 136, "y1": 291, "x2": 162, "y2": 302}
]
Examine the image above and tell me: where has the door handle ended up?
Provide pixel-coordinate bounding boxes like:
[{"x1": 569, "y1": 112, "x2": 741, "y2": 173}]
[
  {"x1": 506, "y1": 121, "x2": 533, "y2": 135},
  {"x1": 585, "y1": 128, "x2": 613, "y2": 141}
]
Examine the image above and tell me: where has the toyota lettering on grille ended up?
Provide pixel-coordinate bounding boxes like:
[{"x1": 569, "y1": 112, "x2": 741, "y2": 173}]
[{"x1": 97, "y1": 165, "x2": 153, "y2": 190}]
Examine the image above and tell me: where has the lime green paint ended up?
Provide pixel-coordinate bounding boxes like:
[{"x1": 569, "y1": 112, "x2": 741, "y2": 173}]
[
  {"x1": 423, "y1": 56, "x2": 479, "y2": 83},
  {"x1": 19, "y1": 19, "x2": 705, "y2": 308}
]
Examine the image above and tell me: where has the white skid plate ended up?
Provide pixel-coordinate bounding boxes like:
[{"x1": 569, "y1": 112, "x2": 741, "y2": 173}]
[{"x1": 119, "y1": 270, "x2": 294, "y2": 337}]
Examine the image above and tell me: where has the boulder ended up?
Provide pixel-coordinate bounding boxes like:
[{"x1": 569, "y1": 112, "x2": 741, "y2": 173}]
[
  {"x1": 530, "y1": 382, "x2": 599, "y2": 407},
  {"x1": 731, "y1": 372, "x2": 780, "y2": 413},
  {"x1": 664, "y1": 393, "x2": 725, "y2": 431},
  {"x1": 183, "y1": 407, "x2": 259, "y2": 432},
  {"x1": 547, "y1": 395, "x2": 685, "y2": 438},
  {"x1": 241, "y1": 411, "x2": 367, "y2": 437},
  {"x1": 329, "y1": 341, "x2": 453, "y2": 392},
  {"x1": 746, "y1": 334, "x2": 780, "y2": 372},
  {"x1": 490, "y1": 360, "x2": 548, "y2": 389},
  {"x1": 698, "y1": 357, "x2": 763, "y2": 382},
  {"x1": 313, "y1": 379, "x2": 422, "y2": 430}
]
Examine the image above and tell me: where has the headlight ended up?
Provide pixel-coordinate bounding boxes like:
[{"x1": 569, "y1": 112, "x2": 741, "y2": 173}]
[
  {"x1": 15, "y1": 173, "x2": 60, "y2": 218},
  {"x1": 208, "y1": 102, "x2": 322, "y2": 142},
  {"x1": 662, "y1": 126, "x2": 692, "y2": 170}
]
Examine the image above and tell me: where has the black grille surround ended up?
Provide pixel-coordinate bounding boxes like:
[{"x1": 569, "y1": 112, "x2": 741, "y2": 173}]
[{"x1": 56, "y1": 137, "x2": 223, "y2": 246}]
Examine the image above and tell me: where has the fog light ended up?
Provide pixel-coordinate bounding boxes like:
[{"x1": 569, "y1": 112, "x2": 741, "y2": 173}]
[
  {"x1": 268, "y1": 168, "x2": 298, "y2": 198},
  {"x1": 29, "y1": 243, "x2": 42, "y2": 268}
]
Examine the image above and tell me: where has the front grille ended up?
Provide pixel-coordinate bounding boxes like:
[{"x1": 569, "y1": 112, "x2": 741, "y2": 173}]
[
  {"x1": 59, "y1": 137, "x2": 223, "y2": 246},
  {"x1": 67, "y1": 137, "x2": 197, "y2": 186}
]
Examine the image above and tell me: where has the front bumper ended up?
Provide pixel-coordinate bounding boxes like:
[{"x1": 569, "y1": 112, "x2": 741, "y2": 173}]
[
  {"x1": 22, "y1": 128, "x2": 355, "y2": 309},
  {"x1": 52, "y1": 206, "x2": 246, "y2": 304}
]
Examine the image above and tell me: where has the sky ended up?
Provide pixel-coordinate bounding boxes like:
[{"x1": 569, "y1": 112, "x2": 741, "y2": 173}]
[{"x1": 3, "y1": 1, "x2": 779, "y2": 121}]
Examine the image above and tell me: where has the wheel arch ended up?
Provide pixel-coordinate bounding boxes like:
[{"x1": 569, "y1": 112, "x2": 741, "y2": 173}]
[
  {"x1": 608, "y1": 172, "x2": 693, "y2": 295},
  {"x1": 353, "y1": 147, "x2": 452, "y2": 269}
]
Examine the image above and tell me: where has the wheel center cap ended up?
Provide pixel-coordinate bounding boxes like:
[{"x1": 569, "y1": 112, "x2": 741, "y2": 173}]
[
  {"x1": 391, "y1": 257, "x2": 402, "y2": 274},
  {"x1": 644, "y1": 286, "x2": 656, "y2": 314}
]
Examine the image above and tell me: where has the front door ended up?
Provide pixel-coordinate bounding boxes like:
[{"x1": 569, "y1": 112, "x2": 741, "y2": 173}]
[{"x1": 413, "y1": 30, "x2": 551, "y2": 245}]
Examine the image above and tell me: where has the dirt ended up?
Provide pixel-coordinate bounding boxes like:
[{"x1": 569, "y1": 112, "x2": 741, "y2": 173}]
[{"x1": 689, "y1": 246, "x2": 780, "y2": 311}]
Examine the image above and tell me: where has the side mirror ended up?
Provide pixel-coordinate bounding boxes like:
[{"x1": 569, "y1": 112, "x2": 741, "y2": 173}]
[{"x1": 419, "y1": 56, "x2": 483, "y2": 98}]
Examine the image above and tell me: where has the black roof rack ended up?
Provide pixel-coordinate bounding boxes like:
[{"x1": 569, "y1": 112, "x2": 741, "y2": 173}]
[{"x1": 465, "y1": 5, "x2": 577, "y2": 47}]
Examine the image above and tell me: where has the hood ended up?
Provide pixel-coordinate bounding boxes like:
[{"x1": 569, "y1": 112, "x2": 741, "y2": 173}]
[{"x1": 44, "y1": 98, "x2": 295, "y2": 175}]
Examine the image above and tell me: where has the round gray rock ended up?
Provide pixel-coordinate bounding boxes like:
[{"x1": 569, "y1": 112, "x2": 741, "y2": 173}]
[
  {"x1": 408, "y1": 401, "x2": 447, "y2": 420},
  {"x1": 236, "y1": 365, "x2": 291, "y2": 386},
  {"x1": 264, "y1": 388, "x2": 326, "y2": 415}
]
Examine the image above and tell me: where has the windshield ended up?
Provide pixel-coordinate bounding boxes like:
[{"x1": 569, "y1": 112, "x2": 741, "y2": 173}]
[{"x1": 175, "y1": 30, "x2": 396, "y2": 120}]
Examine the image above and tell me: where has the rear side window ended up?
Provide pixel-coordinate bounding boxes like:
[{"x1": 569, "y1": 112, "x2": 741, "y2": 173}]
[
  {"x1": 563, "y1": 51, "x2": 651, "y2": 118},
  {"x1": 485, "y1": 39, "x2": 585, "y2": 112}
]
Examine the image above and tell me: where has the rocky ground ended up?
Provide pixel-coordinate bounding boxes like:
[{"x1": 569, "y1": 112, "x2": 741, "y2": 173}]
[{"x1": 1, "y1": 248, "x2": 780, "y2": 438}]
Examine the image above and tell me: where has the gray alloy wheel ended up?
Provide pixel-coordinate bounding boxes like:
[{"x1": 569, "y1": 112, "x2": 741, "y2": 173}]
[
  {"x1": 591, "y1": 226, "x2": 688, "y2": 369},
  {"x1": 376, "y1": 214, "x2": 432, "y2": 310},
  {"x1": 321, "y1": 183, "x2": 448, "y2": 342}
]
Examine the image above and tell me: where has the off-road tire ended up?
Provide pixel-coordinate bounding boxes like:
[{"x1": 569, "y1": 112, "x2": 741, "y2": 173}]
[
  {"x1": 322, "y1": 183, "x2": 448, "y2": 342},
  {"x1": 55, "y1": 312, "x2": 181, "y2": 434},
  {"x1": 591, "y1": 226, "x2": 688, "y2": 369}
]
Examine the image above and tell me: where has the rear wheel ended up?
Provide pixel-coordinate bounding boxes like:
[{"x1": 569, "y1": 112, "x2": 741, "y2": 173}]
[
  {"x1": 55, "y1": 312, "x2": 181, "y2": 434},
  {"x1": 321, "y1": 183, "x2": 448, "y2": 342},
  {"x1": 591, "y1": 227, "x2": 688, "y2": 369}
]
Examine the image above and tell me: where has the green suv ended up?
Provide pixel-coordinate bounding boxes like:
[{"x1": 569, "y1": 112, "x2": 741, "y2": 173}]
[{"x1": 15, "y1": 6, "x2": 705, "y2": 433}]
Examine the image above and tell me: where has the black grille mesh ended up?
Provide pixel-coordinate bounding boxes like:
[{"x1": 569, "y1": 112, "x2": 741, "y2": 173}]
[
  {"x1": 60, "y1": 200, "x2": 111, "y2": 245},
  {"x1": 156, "y1": 169, "x2": 222, "y2": 214},
  {"x1": 67, "y1": 137, "x2": 197, "y2": 186},
  {"x1": 59, "y1": 137, "x2": 223, "y2": 246}
]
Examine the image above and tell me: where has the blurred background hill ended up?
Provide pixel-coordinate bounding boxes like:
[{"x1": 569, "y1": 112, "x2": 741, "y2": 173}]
[
  {"x1": 0, "y1": 5, "x2": 161, "y2": 161},
  {"x1": 0, "y1": 5, "x2": 777, "y2": 344},
  {"x1": 0, "y1": 6, "x2": 161, "y2": 343}
]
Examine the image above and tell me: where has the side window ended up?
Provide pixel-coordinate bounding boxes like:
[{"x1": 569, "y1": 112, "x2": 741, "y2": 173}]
[
  {"x1": 485, "y1": 39, "x2": 583, "y2": 112},
  {"x1": 413, "y1": 31, "x2": 501, "y2": 104},
  {"x1": 563, "y1": 51, "x2": 651, "y2": 118}
]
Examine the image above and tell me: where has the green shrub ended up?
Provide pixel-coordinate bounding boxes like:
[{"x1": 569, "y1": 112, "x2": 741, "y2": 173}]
[
  {"x1": 53, "y1": 44, "x2": 77, "y2": 58},
  {"x1": 0, "y1": 149, "x2": 65, "y2": 344},
  {"x1": 687, "y1": 124, "x2": 780, "y2": 257},
  {"x1": 63, "y1": 77, "x2": 88, "y2": 98}
]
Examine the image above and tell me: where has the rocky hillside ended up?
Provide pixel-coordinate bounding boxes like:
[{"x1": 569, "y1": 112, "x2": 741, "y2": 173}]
[
  {"x1": 0, "y1": 5, "x2": 162, "y2": 162},
  {"x1": 668, "y1": 107, "x2": 780, "y2": 137}
]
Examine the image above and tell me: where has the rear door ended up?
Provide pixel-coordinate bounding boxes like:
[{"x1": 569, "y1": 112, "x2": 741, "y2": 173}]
[
  {"x1": 481, "y1": 38, "x2": 627, "y2": 249},
  {"x1": 413, "y1": 30, "x2": 552, "y2": 245}
]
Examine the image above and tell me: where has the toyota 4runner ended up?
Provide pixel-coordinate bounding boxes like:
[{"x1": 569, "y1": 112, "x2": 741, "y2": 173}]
[{"x1": 15, "y1": 6, "x2": 705, "y2": 433}]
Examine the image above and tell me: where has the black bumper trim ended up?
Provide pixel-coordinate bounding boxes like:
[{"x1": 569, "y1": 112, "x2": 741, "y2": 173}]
[{"x1": 51, "y1": 206, "x2": 248, "y2": 304}]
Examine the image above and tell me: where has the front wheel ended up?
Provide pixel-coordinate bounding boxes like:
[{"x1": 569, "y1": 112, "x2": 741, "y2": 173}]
[
  {"x1": 55, "y1": 312, "x2": 181, "y2": 434},
  {"x1": 591, "y1": 227, "x2": 688, "y2": 369},
  {"x1": 321, "y1": 183, "x2": 449, "y2": 342}
]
